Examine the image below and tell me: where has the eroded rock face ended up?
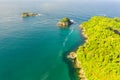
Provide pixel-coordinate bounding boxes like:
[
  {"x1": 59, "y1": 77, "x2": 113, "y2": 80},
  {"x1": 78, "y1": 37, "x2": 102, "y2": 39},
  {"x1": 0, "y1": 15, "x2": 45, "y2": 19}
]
[
  {"x1": 57, "y1": 17, "x2": 73, "y2": 28},
  {"x1": 67, "y1": 52, "x2": 80, "y2": 68},
  {"x1": 67, "y1": 52, "x2": 87, "y2": 80},
  {"x1": 22, "y1": 12, "x2": 38, "y2": 17},
  {"x1": 67, "y1": 52, "x2": 77, "y2": 60},
  {"x1": 57, "y1": 22, "x2": 69, "y2": 27}
]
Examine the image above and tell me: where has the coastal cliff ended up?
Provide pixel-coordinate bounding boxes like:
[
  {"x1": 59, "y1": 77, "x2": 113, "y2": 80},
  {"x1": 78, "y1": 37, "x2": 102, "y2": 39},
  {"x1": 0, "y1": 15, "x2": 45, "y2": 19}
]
[{"x1": 69, "y1": 16, "x2": 120, "y2": 80}]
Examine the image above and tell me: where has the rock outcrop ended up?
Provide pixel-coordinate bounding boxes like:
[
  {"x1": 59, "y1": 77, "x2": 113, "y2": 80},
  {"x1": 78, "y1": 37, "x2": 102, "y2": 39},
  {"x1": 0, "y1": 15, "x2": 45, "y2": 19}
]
[
  {"x1": 67, "y1": 52, "x2": 87, "y2": 80},
  {"x1": 67, "y1": 52, "x2": 77, "y2": 62},
  {"x1": 22, "y1": 12, "x2": 38, "y2": 17},
  {"x1": 57, "y1": 17, "x2": 73, "y2": 28}
]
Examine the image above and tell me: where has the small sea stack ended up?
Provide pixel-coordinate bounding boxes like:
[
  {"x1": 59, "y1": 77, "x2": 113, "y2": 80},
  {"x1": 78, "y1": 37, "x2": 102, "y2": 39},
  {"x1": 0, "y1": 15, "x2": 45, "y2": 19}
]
[
  {"x1": 22, "y1": 12, "x2": 38, "y2": 17},
  {"x1": 57, "y1": 17, "x2": 73, "y2": 28}
]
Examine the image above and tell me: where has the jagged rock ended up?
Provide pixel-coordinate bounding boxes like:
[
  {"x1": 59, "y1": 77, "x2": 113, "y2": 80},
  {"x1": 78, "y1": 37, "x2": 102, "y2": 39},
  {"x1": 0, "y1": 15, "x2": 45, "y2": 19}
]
[
  {"x1": 74, "y1": 58, "x2": 81, "y2": 68},
  {"x1": 67, "y1": 52, "x2": 77, "y2": 60},
  {"x1": 22, "y1": 12, "x2": 38, "y2": 17},
  {"x1": 57, "y1": 17, "x2": 73, "y2": 28},
  {"x1": 67, "y1": 52, "x2": 87, "y2": 80}
]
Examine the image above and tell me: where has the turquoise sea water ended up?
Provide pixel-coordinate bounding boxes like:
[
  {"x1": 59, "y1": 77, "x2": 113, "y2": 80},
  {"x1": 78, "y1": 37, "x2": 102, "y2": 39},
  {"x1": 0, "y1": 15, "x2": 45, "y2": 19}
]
[{"x1": 0, "y1": 1, "x2": 120, "y2": 80}]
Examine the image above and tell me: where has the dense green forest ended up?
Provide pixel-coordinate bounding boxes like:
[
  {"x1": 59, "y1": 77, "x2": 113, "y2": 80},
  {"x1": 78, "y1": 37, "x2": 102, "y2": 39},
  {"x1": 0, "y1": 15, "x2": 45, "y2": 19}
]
[{"x1": 77, "y1": 16, "x2": 120, "y2": 80}]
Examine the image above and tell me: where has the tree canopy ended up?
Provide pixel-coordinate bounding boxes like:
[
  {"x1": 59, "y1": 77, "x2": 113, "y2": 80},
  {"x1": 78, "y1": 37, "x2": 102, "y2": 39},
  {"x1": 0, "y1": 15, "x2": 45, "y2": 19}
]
[{"x1": 77, "y1": 16, "x2": 120, "y2": 80}]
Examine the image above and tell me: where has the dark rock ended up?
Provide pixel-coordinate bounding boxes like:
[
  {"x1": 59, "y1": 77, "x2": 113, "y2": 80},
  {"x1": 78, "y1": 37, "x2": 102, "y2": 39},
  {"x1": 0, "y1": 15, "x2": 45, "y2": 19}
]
[
  {"x1": 22, "y1": 12, "x2": 38, "y2": 17},
  {"x1": 57, "y1": 17, "x2": 73, "y2": 28}
]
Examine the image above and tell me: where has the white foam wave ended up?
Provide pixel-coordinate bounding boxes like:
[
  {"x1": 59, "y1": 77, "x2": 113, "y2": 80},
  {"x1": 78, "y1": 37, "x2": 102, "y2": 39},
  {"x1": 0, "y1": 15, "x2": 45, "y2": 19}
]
[
  {"x1": 62, "y1": 37, "x2": 68, "y2": 47},
  {"x1": 36, "y1": 13, "x2": 42, "y2": 16},
  {"x1": 62, "y1": 27, "x2": 74, "y2": 47},
  {"x1": 57, "y1": 26, "x2": 75, "y2": 58},
  {"x1": 97, "y1": 14, "x2": 107, "y2": 16},
  {"x1": 70, "y1": 19, "x2": 78, "y2": 24},
  {"x1": 0, "y1": 17, "x2": 18, "y2": 23},
  {"x1": 70, "y1": 19, "x2": 74, "y2": 23},
  {"x1": 41, "y1": 72, "x2": 49, "y2": 80},
  {"x1": 69, "y1": 27, "x2": 74, "y2": 35}
]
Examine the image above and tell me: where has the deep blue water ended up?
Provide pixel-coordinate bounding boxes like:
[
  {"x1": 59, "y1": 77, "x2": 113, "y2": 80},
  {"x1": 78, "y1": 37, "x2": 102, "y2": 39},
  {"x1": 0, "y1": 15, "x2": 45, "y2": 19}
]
[{"x1": 0, "y1": 1, "x2": 120, "y2": 80}]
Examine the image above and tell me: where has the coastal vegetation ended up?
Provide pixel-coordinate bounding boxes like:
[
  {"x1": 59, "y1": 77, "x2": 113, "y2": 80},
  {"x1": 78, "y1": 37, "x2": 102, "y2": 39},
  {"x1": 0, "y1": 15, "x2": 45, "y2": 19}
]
[
  {"x1": 57, "y1": 17, "x2": 73, "y2": 28},
  {"x1": 76, "y1": 16, "x2": 120, "y2": 80}
]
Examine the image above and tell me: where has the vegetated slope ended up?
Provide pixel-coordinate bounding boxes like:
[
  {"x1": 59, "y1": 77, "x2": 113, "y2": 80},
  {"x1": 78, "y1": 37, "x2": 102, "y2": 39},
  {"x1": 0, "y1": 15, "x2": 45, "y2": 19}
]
[{"x1": 77, "y1": 16, "x2": 120, "y2": 80}]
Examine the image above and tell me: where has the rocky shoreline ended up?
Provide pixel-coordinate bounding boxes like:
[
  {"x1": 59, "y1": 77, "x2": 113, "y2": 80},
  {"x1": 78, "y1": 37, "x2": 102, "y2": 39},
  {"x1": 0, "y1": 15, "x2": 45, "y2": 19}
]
[
  {"x1": 79, "y1": 25, "x2": 88, "y2": 43},
  {"x1": 67, "y1": 25, "x2": 88, "y2": 80},
  {"x1": 67, "y1": 52, "x2": 87, "y2": 80}
]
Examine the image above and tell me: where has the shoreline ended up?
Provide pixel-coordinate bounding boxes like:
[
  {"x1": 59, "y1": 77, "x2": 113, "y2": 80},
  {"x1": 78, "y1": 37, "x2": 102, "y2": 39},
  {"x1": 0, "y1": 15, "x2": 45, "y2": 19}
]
[
  {"x1": 67, "y1": 24, "x2": 87, "y2": 80},
  {"x1": 69, "y1": 16, "x2": 120, "y2": 80}
]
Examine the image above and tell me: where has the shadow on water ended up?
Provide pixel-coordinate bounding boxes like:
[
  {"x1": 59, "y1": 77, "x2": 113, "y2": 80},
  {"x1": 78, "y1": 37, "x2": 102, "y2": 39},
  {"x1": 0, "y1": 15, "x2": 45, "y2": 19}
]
[
  {"x1": 62, "y1": 39, "x2": 84, "y2": 80},
  {"x1": 62, "y1": 51, "x2": 77, "y2": 80},
  {"x1": 58, "y1": 23, "x2": 85, "y2": 80}
]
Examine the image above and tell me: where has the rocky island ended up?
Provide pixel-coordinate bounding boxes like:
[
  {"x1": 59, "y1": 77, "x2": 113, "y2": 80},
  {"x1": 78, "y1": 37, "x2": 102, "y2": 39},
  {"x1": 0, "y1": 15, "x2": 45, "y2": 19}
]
[
  {"x1": 22, "y1": 12, "x2": 38, "y2": 17},
  {"x1": 57, "y1": 17, "x2": 73, "y2": 28},
  {"x1": 69, "y1": 16, "x2": 120, "y2": 80}
]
